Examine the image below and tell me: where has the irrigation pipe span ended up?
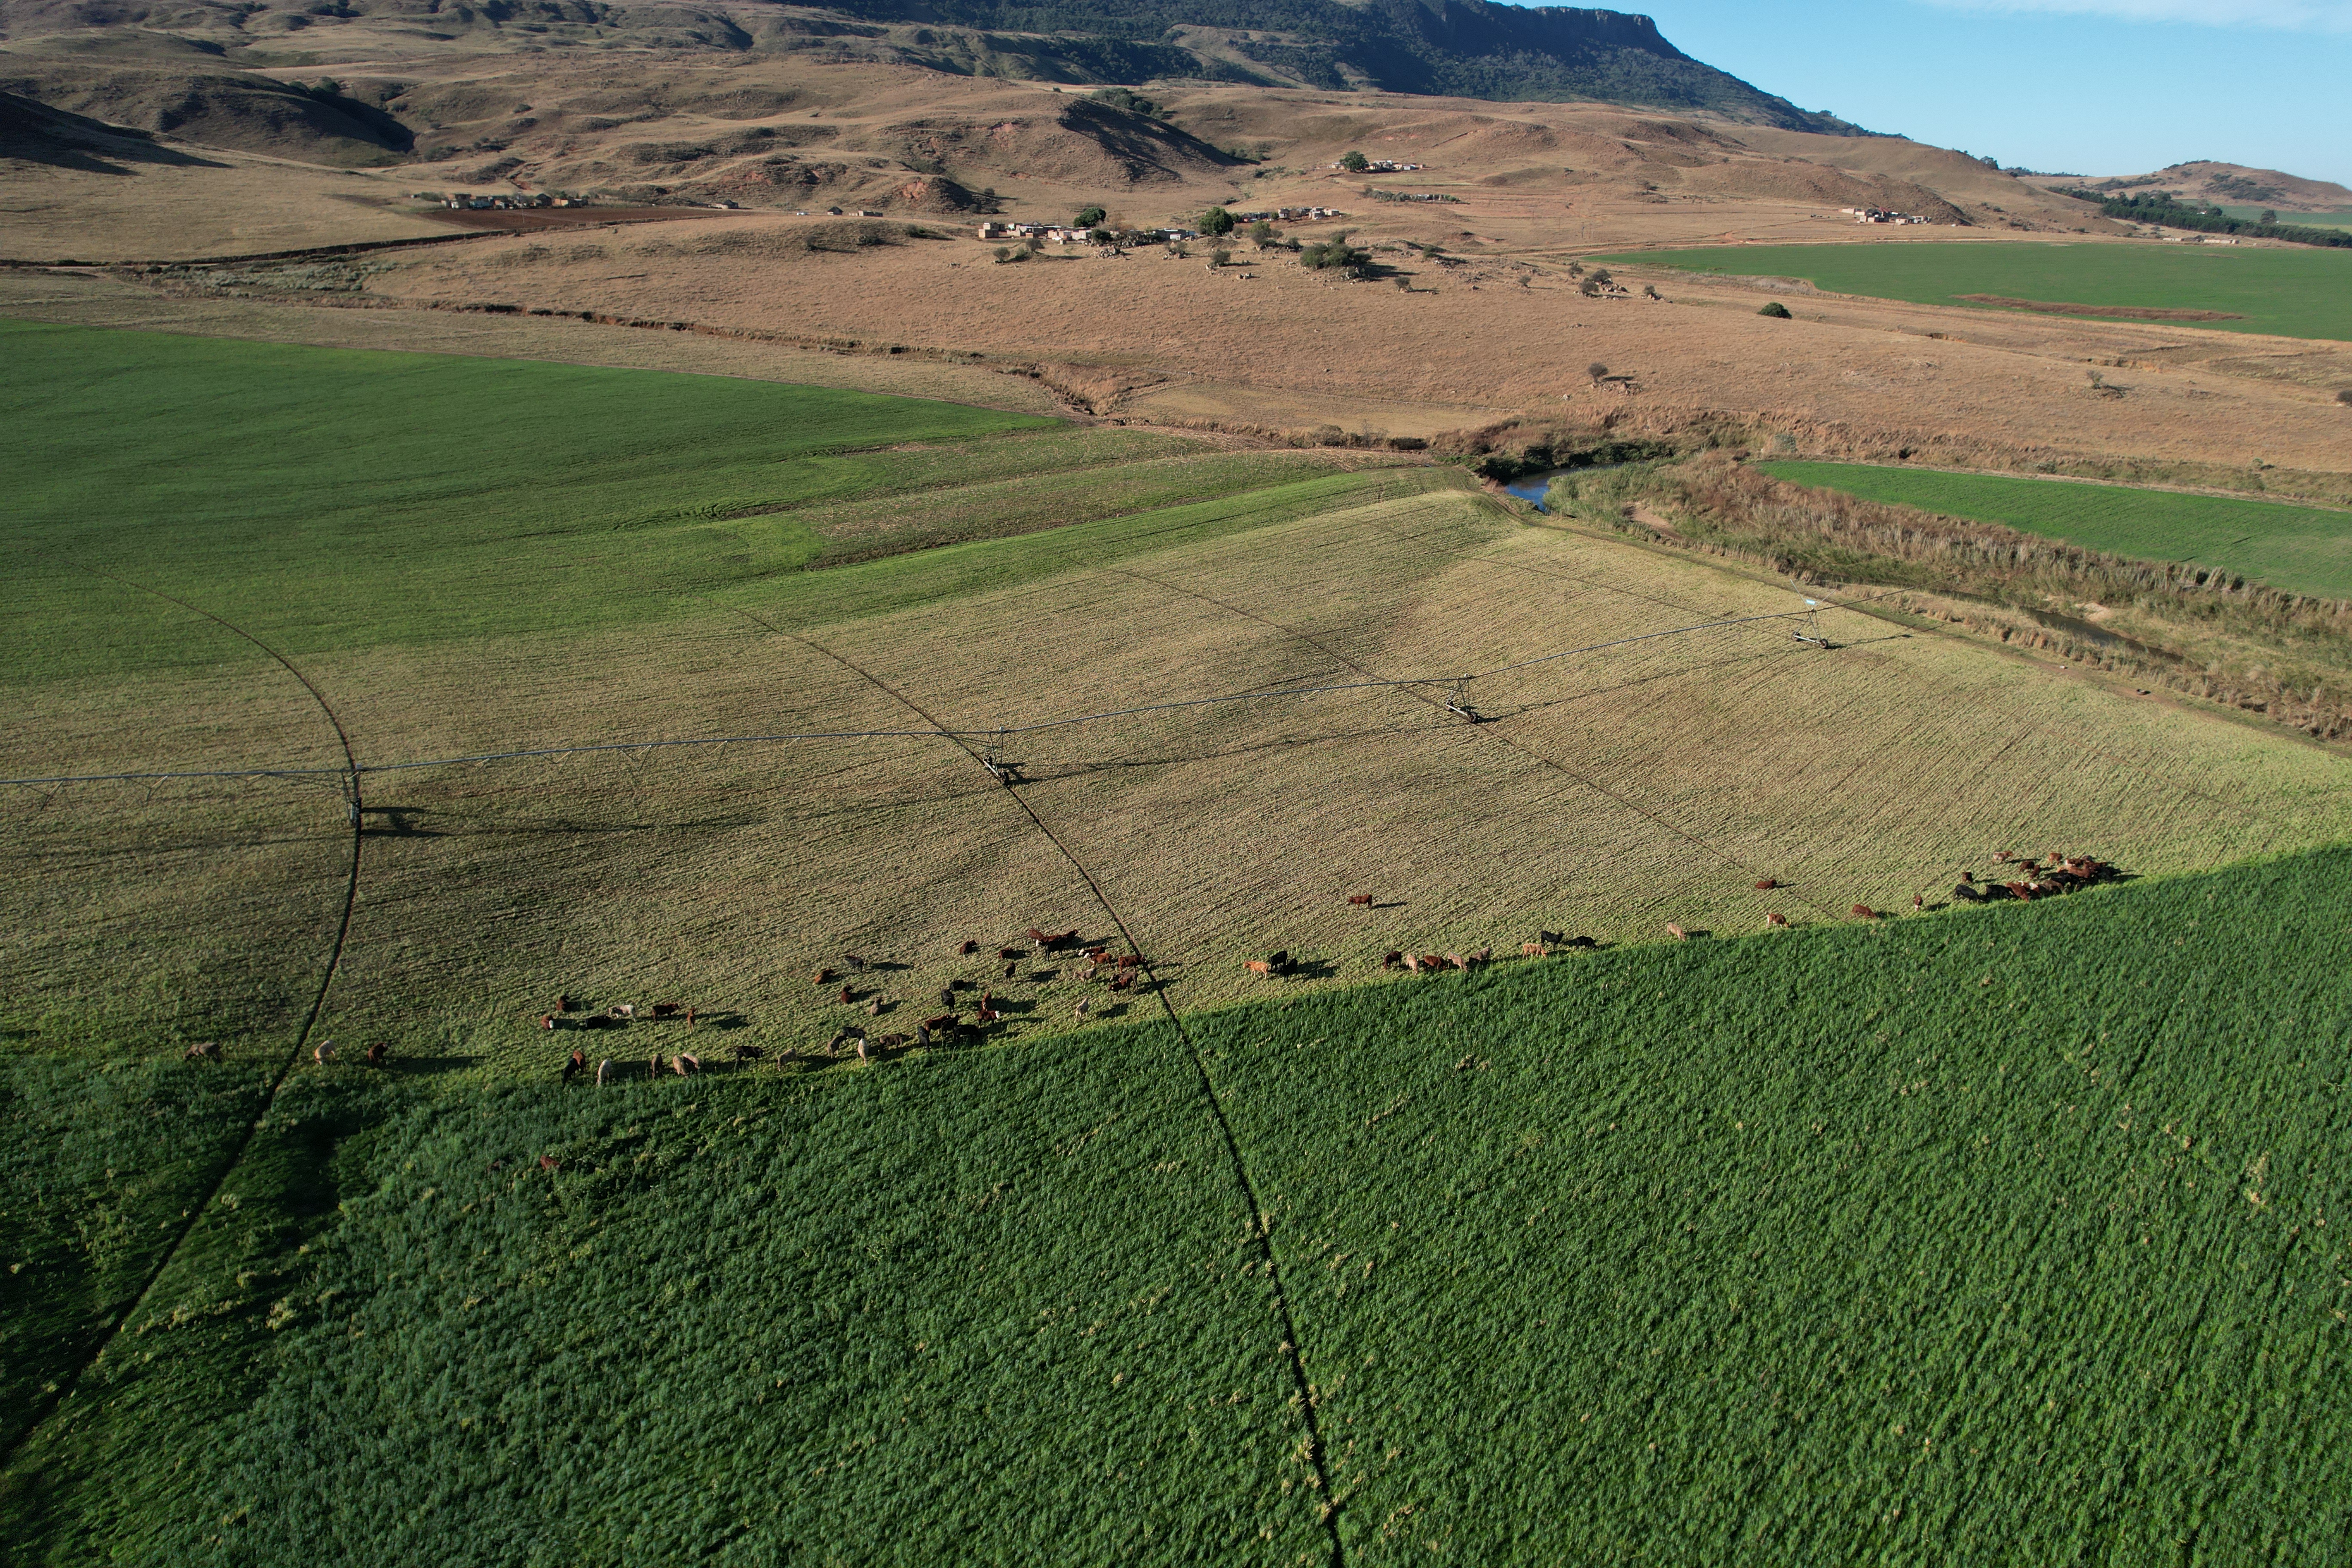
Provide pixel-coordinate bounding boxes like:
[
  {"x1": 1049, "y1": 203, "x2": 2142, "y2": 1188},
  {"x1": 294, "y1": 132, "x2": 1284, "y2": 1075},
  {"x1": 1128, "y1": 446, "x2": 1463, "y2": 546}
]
[{"x1": 1, "y1": 607, "x2": 1821, "y2": 790}]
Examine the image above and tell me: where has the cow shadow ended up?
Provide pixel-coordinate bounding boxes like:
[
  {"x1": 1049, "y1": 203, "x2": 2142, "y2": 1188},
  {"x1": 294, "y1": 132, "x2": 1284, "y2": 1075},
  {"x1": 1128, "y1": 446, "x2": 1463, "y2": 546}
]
[
  {"x1": 359, "y1": 805, "x2": 442, "y2": 838},
  {"x1": 1288, "y1": 958, "x2": 1341, "y2": 981}
]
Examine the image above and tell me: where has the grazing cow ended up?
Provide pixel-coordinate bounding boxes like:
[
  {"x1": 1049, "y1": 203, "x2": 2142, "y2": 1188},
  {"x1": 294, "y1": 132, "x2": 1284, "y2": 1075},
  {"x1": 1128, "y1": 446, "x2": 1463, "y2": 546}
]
[
  {"x1": 1401, "y1": 952, "x2": 1425, "y2": 973},
  {"x1": 1082, "y1": 963, "x2": 1103, "y2": 983},
  {"x1": 1246, "y1": 960, "x2": 1275, "y2": 977},
  {"x1": 609, "y1": 1004, "x2": 635, "y2": 1020},
  {"x1": 1952, "y1": 882, "x2": 1985, "y2": 903},
  {"x1": 922, "y1": 1013, "x2": 956, "y2": 1031},
  {"x1": 916, "y1": 1025, "x2": 932, "y2": 1049},
  {"x1": 539, "y1": 1155, "x2": 560, "y2": 1171},
  {"x1": 732, "y1": 1044, "x2": 764, "y2": 1061},
  {"x1": 1538, "y1": 930, "x2": 1565, "y2": 948},
  {"x1": 855, "y1": 1035, "x2": 870, "y2": 1065},
  {"x1": 1851, "y1": 905, "x2": 1876, "y2": 920},
  {"x1": 1348, "y1": 894, "x2": 1373, "y2": 906},
  {"x1": 866, "y1": 997, "x2": 885, "y2": 1017},
  {"x1": 998, "y1": 947, "x2": 1024, "y2": 961},
  {"x1": 2005, "y1": 881, "x2": 2037, "y2": 901},
  {"x1": 1115, "y1": 954, "x2": 1142, "y2": 969},
  {"x1": 314, "y1": 1041, "x2": 336, "y2": 1064},
  {"x1": 648, "y1": 1054, "x2": 662, "y2": 1079},
  {"x1": 563, "y1": 1048, "x2": 586, "y2": 1084},
  {"x1": 675, "y1": 1053, "x2": 701, "y2": 1077},
  {"x1": 878, "y1": 1034, "x2": 908, "y2": 1050},
  {"x1": 184, "y1": 1040, "x2": 222, "y2": 1062},
  {"x1": 365, "y1": 1041, "x2": 387, "y2": 1067},
  {"x1": 685, "y1": 1006, "x2": 695, "y2": 1027},
  {"x1": 1002, "y1": 961, "x2": 1017, "y2": 980},
  {"x1": 2046, "y1": 851, "x2": 2066, "y2": 867},
  {"x1": 1666, "y1": 925, "x2": 1687, "y2": 941},
  {"x1": 581, "y1": 1014, "x2": 610, "y2": 1031},
  {"x1": 1958, "y1": 870, "x2": 1975, "y2": 885},
  {"x1": 1913, "y1": 893, "x2": 1924, "y2": 910},
  {"x1": 1765, "y1": 912, "x2": 1788, "y2": 928},
  {"x1": 959, "y1": 940, "x2": 978, "y2": 956},
  {"x1": 1418, "y1": 955, "x2": 1445, "y2": 974},
  {"x1": 1381, "y1": 950, "x2": 1405, "y2": 970},
  {"x1": 1994, "y1": 851, "x2": 2015, "y2": 864},
  {"x1": 557, "y1": 995, "x2": 574, "y2": 1013},
  {"x1": 1110, "y1": 971, "x2": 1134, "y2": 991},
  {"x1": 938, "y1": 988, "x2": 957, "y2": 1010},
  {"x1": 1470, "y1": 946, "x2": 1491, "y2": 965},
  {"x1": 976, "y1": 1007, "x2": 1003, "y2": 1024},
  {"x1": 1085, "y1": 948, "x2": 1109, "y2": 963},
  {"x1": 595, "y1": 1058, "x2": 611, "y2": 1086},
  {"x1": 1073, "y1": 998, "x2": 1090, "y2": 1023},
  {"x1": 1446, "y1": 952, "x2": 1470, "y2": 971},
  {"x1": 1026, "y1": 927, "x2": 1048, "y2": 944},
  {"x1": 843, "y1": 953, "x2": 867, "y2": 972},
  {"x1": 652, "y1": 1002, "x2": 683, "y2": 1019},
  {"x1": 1755, "y1": 879, "x2": 1779, "y2": 891},
  {"x1": 540, "y1": 1014, "x2": 556, "y2": 1031},
  {"x1": 1522, "y1": 943, "x2": 1548, "y2": 958},
  {"x1": 1564, "y1": 935, "x2": 1597, "y2": 950},
  {"x1": 815, "y1": 968, "x2": 836, "y2": 986},
  {"x1": 837, "y1": 985, "x2": 854, "y2": 1006}
]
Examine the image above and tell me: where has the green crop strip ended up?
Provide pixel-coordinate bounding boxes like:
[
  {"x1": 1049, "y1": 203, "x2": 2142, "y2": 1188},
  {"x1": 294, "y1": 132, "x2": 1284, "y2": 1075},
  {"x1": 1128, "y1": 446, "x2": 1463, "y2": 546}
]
[
  {"x1": 1756, "y1": 462, "x2": 2352, "y2": 599},
  {"x1": 1596, "y1": 242, "x2": 2352, "y2": 341},
  {"x1": 6, "y1": 848, "x2": 2349, "y2": 1559}
]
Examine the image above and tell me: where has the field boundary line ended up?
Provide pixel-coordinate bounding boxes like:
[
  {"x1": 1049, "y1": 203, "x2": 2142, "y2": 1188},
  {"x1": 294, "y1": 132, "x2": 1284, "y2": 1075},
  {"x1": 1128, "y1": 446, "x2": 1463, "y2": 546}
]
[
  {"x1": 720, "y1": 603, "x2": 1348, "y2": 1567},
  {"x1": 0, "y1": 567, "x2": 364, "y2": 1473}
]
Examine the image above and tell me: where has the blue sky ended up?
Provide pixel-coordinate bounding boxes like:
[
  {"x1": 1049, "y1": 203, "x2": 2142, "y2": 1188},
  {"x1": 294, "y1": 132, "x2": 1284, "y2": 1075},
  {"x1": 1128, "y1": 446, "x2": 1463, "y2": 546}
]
[{"x1": 1534, "y1": 0, "x2": 2352, "y2": 188}]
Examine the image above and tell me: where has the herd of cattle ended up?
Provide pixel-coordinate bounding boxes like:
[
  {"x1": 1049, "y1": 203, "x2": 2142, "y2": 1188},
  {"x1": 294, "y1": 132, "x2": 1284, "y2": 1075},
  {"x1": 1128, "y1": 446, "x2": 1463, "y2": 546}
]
[{"x1": 175, "y1": 851, "x2": 2121, "y2": 1075}]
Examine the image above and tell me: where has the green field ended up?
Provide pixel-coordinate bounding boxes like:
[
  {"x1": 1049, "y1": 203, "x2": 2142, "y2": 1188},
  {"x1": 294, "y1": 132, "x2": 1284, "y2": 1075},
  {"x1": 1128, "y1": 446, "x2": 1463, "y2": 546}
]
[
  {"x1": 7, "y1": 848, "x2": 2350, "y2": 1560},
  {"x1": 9, "y1": 321, "x2": 2352, "y2": 1559},
  {"x1": 1599, "y1": 241, "x2": 2352, "y2": 341},
  {"x1": 1755, "y1": 461, "x2": 2352, "y2": 598}
]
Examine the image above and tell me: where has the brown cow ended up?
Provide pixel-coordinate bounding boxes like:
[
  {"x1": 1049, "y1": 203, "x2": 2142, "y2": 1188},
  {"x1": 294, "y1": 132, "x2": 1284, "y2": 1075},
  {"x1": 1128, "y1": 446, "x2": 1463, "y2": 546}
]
[
  {"x1": 184, "y1": 1040, "x2": 222, "y2": 1062},
  {"x1": 1026, "y1": 926, "x2": 1049, "y2": 944},
  {"x1": 1419, "y1": 955, "x2": 1445, "y2": 973},
  {"x1": 843, "y1": 953, "x2": 867, "y2": 972},
  {"x1": 562, "y1": 1050, "x2": 585, "y2": 1084},
  {"x1": 1348, "y1": 894, "x2": 1373, "y2": 906},
  {"x1": 1666, "y1": 924, "x2": 1687, "y2": 941},
  {"x1": 1246, "y1": 960, "x2": 1275, "y2": 977},
  {"x1": 1522, "y1": 943, "x2": 1548, "y2": 958},
  {"x1": 1755, "y1": 878, "x2": 1779, "y2": 891},
  {"x1": 976, "y1": 1006, "x2": 1003, "y2": 1024},
  {"x1": 539, "y1": 1014, "x2": 556, "y2": 1031},
  {"x1": 1073, "y1": 998, "x2": 1091, "y2": 1023},
  {"x1": 652, "y1": 1002, "x2": 683, "y2": 1019},
  {"x1": 1110, "y1": 971, "x2": 1134, "y2": 991},
  {"x1": 998, "y1": 947, "x2": 1024, "y2": 962},
  {"x1": 364, "y1": 1041, "x2": 387, "y2": 1067},
  {"x1": 922, "y1": 1012, "x2": 958, "y2": 1031},
  {"x1": 732, "y1": 1044, "x2": 764, "y2": 1061},
  {"x1": 1381, "y1": 950, "x2": 1405, "y2": 970},
  {"x1": 836, "y1": 985, "x2": 854, "y2": 1006},
  {"x1": 866, "y1": 996, "x2": 886, "y2": 1017},
  {"x1": 539, "y1": 1154, "x2": 561, "y2": 1171},
  {"x1": 314, "y1": 1041, "x2": 336, "y2": 1063},
  {"x1": 2005, "y1": 881, "x2": 2037, "y2": 900},
  {"x1": 1002, "y1": 961, "x2": 1018, "y2": 980},
  {"x1": 1115, "y1": 954, "x2": 1142, "y2": 969},
  {"x1": 1765, "y1": 912, "x2": 1788, "y2": 928},
  {"x1": 557, "y1": 995, "x2": 574, "y2": 1013},
  {"x1": 684, "y1": 1006, "x2": 696, "y2": 1027},
  {"x1": 1851, "y1": 905, "x2": 1876, "y2": 920},
  {"x1": 1913, "y1": 893, "x2": 1924, "y2": 910},
  {"x1": 959, "y1": 939, "x2": 979, "y2": 956},
  {"x1": 814, "y1": 967, "x2": 836, "y2": 986}
]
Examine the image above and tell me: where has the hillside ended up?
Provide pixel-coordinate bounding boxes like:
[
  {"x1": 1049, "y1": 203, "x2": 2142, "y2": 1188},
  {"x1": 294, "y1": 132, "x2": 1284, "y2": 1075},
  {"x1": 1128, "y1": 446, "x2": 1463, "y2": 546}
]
[
  {"x1": 0, "y1": 0, "x2": 1856, "y2": 128},
  {"x1": 2044, "y1": 159, "x2": 2352, "y2": 213}
]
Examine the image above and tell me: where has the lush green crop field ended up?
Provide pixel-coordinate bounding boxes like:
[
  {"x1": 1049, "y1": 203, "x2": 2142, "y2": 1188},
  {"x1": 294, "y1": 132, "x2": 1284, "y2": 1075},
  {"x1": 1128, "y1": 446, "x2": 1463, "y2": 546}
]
[
  {"x1": 1598, "y1": 241, "x2": 2352, "y2": 341},
  {"x1": 1756, "y1": 461, "x2": 2352, "y2": 598},
  {"x1": 0, "y1": 320, "x2": 1412, "y2": 685},
  {"x1": 6, "y1": 849, "x2": 2348, "y2": 1561}
]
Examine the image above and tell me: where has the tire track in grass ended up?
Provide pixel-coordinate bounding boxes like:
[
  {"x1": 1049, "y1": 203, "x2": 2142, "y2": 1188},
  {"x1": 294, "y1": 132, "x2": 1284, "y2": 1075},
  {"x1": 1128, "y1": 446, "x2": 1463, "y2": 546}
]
[
  {"x1": 1107, "y1": 566, "x2": 1850, "y2": 923},
  {"x1": 720, "y1": 603, "x2": 1349, "y2": 1568},
  {"x1": 0, "y1": 567, "x2": 363, "y2": 1470}
]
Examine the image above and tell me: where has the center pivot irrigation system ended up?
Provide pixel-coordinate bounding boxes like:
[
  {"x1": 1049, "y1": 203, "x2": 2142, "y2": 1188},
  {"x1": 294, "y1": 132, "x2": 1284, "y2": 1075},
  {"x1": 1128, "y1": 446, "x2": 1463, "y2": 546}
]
[{"x1": 3, "y1": 601, "x2": 1850, "y2": 793}]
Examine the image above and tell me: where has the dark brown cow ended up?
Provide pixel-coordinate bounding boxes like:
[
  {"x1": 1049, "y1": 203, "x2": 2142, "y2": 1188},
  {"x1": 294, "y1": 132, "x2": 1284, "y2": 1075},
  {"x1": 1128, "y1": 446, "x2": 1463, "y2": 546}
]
[
  {"x1": 1765, "y1": 912, "x2": 1788, "y2": 928},
  {"x1": 539, "y1": 1154, "x2": 561, "y2": 1171},
  {"x1": 1348, "y1": 894, "x2": 1373, "y2": 906},
  {"x1": 1381, "y1": 950, "x2": 1405, "y2": 971},
  {"x1": 1851, "y1": 904, "x2": 1876, "y2": 920},
  {"x1": 732, "y1": 1045, "x2": 764, "y2": 1061},
  {"x1": 922, "y1": 1012, "x2": 957, "y2": 1031},
  {"x1": 652, "y1": 1002, "x2": 684, "y2": 1019},
  {"x1": 1755, "y1": 878, "x2": 1779, "y2": 891},
  {"x1": 1537, "y1": 930, "x2": 1565, "y2": 947},
  {"x1": 364, "y1": 1042, "x2": 387, "y2": 1067},
  {"x1": 959, "y1": 939, "x2": 979, "y2": 956},
  {"x1": 836, "y1": 985, "x2": 854, "y2": 1006},
  {"x1": 998, "y1": 947, "x2": 1024, "y2": 961},
  {"x1": 562, "y1": 1049, "x2": 585, "y2": 1084},
  {"x1": 815, "y1": 967, "x2": 836, "y2": 986}
]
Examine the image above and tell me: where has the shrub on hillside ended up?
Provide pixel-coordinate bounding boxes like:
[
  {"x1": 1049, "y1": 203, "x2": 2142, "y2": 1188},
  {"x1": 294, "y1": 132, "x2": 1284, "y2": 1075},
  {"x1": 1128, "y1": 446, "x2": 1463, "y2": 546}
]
[
  {"x1": 1759, "y1": 301, "x2": 1793, "y2": 319},
  {"x1": 1200, "y1": 206, "x2": 1235, "y2": 237}
]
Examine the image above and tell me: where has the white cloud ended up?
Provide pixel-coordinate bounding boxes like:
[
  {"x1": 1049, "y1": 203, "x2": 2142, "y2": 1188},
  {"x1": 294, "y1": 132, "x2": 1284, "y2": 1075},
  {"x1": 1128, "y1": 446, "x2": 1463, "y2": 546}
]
[{"x1": 1929, "y1": 0, "x2": 2352, "y2": 27}]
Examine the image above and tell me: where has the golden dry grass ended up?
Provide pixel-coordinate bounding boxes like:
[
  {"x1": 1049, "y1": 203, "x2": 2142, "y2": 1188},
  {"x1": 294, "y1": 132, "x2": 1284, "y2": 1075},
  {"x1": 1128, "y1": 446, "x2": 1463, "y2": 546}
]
[{"x1": 10, "y1": 482, "x2": 2347, "y2": 1081}]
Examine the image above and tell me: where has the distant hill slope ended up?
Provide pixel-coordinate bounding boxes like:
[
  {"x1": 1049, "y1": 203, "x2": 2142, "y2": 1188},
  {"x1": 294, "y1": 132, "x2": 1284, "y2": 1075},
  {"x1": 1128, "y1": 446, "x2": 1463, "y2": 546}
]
[
  {"x1": 0, "y1": 0, "x2": 1857, "y2": 130},
  {"x1": 2054, "y1": 160, "x2": 2351, "y2": 212},
  {"x1": 824, "y1": 0, "x2": 1859, "y2": 128}
]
